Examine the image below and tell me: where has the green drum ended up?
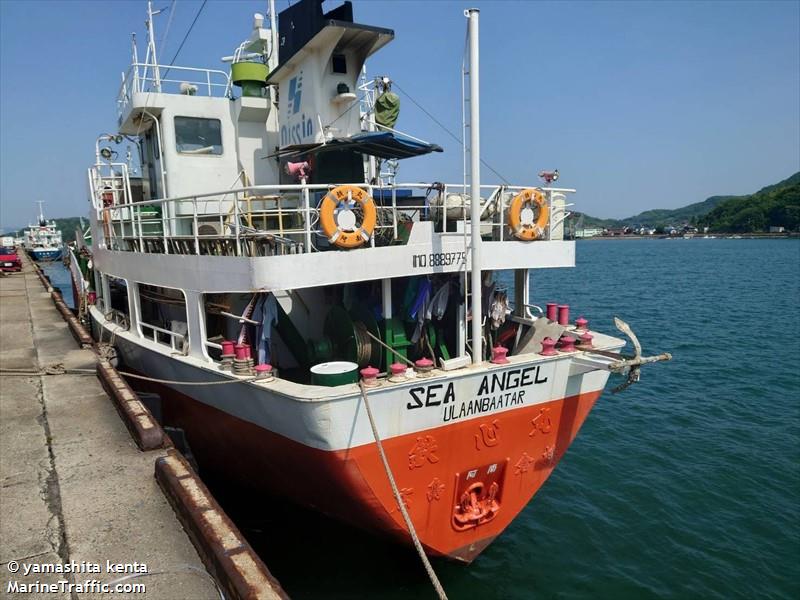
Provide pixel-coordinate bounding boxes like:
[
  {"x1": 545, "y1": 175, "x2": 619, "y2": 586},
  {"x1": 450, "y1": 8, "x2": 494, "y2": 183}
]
[
  {"x1": 310, "y1": 361, "x2": 359, "y2": 386},
  {"x1": 231, "y1": 61, "x2": 269, "y2": 97}
]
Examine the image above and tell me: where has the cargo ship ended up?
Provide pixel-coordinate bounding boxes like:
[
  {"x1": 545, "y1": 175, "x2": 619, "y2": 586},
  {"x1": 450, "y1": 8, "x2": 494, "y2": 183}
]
[
  {"x1": 24, "y1": 202, "x2": 63, "y2": 261},
  {"x1": 80, "y1": 0, "x2": 669, "y2": 562}
]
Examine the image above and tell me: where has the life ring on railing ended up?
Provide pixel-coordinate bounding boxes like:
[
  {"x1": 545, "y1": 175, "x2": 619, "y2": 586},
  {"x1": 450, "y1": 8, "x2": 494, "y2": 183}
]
[
  {"x1": 319, "y1": 185, "x2": 376, "y2": 249},
  {"x1": 507, "y1": 188, "x2": 549, "y2": 241}
]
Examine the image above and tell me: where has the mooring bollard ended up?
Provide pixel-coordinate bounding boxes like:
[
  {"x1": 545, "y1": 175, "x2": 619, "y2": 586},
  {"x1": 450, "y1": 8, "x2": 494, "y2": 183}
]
[
  {"x1": 360, "y1": 365, "x2": 380, "y2": 387},
  {"x1": 546, "y1": 302, "x2": 558, "y2": 321},
  {"x1": 255, "y1": 364, "x2": 274, "y2": 382},
  {"x1": 491, "y1": 345, "x2": 509, "y2": 364},
  {"x1": 540, "y1": 337, "x2": 558, "y2": 356},
  {"x1": 578, "y1": 332, "x2": 594, "y2": 349},
  {"x1": 414, "y1": 357, "x2": 434, "y2": 376},
  {"x1": 389, "y1": 362, "x2": 407, "y2": 383},
  {"x1": 560, "y1": 336, "x2": 577, "y2": 352}
]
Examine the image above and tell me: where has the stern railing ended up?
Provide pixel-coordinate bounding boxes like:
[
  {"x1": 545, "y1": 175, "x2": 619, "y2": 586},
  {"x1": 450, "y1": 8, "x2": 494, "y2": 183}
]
[{"x1": 93, "y1": 181, "x2": 575, "y2": 257}]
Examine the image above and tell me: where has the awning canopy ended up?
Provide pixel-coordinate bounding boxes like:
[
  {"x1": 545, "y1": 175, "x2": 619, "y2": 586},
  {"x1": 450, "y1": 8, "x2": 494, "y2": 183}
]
[{"x1": 272, "y1": 131, "x2": 443, "y2": 161}]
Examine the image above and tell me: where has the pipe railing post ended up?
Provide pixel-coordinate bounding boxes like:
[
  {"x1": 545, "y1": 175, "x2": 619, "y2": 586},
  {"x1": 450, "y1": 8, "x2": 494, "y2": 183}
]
[
  {"x1": 467, "y1": 7, "x2": 482, "y2": 365},
  {"x1": 162, "y1": 199, "x2": 169, "y2": 254},
  {"x1": 234, "y1": 191, "x2": 242, "y2": 256},
  {"x1": 136, "y1": 197, "x2": 144, "y2": 252},
  {"x1": 498, "y1": 186, "x2": 505, "y2": 241},
  {"x1": 302, "y1": 179, "x2": 311, "y2": 253},
  {"x1": 392, "y1": 184, "x2": 398, "y2": 240},
  {"x1": 193, "y1": 198, "x2": 200, "y2": 255}
]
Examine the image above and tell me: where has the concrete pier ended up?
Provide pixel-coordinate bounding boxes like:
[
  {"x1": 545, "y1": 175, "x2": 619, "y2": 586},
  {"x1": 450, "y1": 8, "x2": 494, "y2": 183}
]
[{"x1": 0, "y1": 260, "x2": 221, "y2": 598}]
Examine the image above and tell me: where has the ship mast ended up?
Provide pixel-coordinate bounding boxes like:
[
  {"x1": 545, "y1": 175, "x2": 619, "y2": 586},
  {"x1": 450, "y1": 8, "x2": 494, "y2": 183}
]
[
  {"x1": 145, "y1": 0, "x2": 162, "y2": 92},
  {"x1": 467, "y1": 8, "x2": 482, "y2": 365},
  {"x1": 268, "y1": 0, "x2": 278, "y2": 71},
  {"x1": 36, "y1": 200, "x2": 45, "y2": 225}
]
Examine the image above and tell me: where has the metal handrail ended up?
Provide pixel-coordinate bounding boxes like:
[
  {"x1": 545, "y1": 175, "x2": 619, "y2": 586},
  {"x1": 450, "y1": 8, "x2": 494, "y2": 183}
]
[
  {"x1": 89, "y1": 162, "x2": 135, "y2": 251},
  {"x1": 117, "y1": 62, "x2": 231, "y2": 116},
  {"x1": 97, "y1": 181, "x2": 577, "y2": 256},
  {"x1": 139, "y1": 321, "x2": 187, "y2": 352}
]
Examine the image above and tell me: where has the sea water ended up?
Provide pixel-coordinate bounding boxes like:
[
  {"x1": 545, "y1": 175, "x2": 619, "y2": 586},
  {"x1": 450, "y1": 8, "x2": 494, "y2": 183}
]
[
  {"x1": 49, "y1": 239, "x2": 797, "y2": 598},
  {"x1": 38, "y1": 259, "x2": 74, "y2": 309},
  {"x1": 222, "y1": 238, "x2": 799, "y2": 600}
]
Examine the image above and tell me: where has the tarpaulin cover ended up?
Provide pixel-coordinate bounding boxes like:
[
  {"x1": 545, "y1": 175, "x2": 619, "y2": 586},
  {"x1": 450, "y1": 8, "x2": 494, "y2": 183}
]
[
  {"x1": 273, "y1": 131, "x2": 442, "y2": 160},
  {"x1": 375, "y1": 91, "x2": 400, "y2": 129}
]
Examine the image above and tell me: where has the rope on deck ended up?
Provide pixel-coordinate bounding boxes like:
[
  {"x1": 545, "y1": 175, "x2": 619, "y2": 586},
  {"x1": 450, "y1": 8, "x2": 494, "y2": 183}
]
[
  {"x1": 0, "y1": 365, "x2": 256, "y2": 386},
  {"x1": 358, "y1": 381, "x2": 448, "y2": 600}
]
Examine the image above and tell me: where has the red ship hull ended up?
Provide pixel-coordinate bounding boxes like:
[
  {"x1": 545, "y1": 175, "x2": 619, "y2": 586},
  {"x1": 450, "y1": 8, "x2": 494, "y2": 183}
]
[{"x1": 140, "y1": 378, "x2": 602, "y2": 562}]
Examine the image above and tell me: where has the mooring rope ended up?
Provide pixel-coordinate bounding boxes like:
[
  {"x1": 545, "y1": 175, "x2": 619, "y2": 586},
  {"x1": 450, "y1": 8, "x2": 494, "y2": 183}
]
[
  {"x1": 0, "y1": 365, "x2": 256, "y2": 386},
  {"x1": 363, "y1": 330, "x2": 415, "y2": 367},
  {"x1": 358, "y1": 382, "x2": 448, "y2": 600}
]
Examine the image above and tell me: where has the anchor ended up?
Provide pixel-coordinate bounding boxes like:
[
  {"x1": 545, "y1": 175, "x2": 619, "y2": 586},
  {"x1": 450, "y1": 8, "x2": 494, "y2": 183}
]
[{"x1": 581, "y1": 317, "x2": 672, "y2": 393}]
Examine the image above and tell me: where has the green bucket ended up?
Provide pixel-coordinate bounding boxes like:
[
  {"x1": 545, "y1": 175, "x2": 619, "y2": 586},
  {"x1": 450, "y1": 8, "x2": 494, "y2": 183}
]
[{"x1": 310, "y1": 361, "x2": 359, "y2": 387}]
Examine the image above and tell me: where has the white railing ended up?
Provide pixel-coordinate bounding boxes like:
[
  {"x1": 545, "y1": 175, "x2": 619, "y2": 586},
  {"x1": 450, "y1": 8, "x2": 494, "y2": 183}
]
[
  {"x1": 89, "y1": 163, "x2": 133, "y2": 209},
  {"x1": 88, "y1": 162, "x2": 138, "y2": 250},
  {"x1": 140, "y1": 321, "x2": 187, "y2": 352},
  {"x1": 117, "y1": 62, "x2": 231, "y2": 118},
  {"x1": 97, "y1": 181, "x2": 575, "y2": 257}
]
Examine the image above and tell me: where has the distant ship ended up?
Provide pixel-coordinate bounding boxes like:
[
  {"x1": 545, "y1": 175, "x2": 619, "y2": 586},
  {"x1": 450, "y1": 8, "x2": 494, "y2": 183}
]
[{"x1": 24, "y1": 201, "x2": 63, "y2": 261}]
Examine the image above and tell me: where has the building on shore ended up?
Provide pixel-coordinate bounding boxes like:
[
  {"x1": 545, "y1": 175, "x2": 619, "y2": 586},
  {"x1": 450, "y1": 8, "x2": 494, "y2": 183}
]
[{"x1": 576, "y1": 227, "x2": 605, "y2": 238}]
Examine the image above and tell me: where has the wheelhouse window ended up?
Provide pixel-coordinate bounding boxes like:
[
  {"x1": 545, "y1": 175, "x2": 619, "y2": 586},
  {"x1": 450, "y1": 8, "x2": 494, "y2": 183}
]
[{"x1": 174, "y1": 117, "x2": 222, "y2": 155}]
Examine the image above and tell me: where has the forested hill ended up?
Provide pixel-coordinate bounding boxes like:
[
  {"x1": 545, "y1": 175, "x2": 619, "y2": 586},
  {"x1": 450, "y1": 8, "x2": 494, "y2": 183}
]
[
  {"x1": 574, "y1": 171, "x2": 800, "y2": 232},
  {"x1": 574, "y1": 196, "x2": 733, "y2": 230},
  {"x1": 696, "y1": 172, "x2": 799, "y2": 232}
]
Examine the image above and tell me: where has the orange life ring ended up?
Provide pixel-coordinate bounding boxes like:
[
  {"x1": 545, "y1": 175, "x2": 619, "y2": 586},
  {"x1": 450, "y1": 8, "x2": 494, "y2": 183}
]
[
  {"x1": 319, "y1": 185, "x2": 376, "y2": 249},
  {"x1": 507, "y1": 188, "x2": 549, "y2": 241}
]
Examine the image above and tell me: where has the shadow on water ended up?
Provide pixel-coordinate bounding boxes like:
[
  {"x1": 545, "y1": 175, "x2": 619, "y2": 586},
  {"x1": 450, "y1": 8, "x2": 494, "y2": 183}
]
[{"x1": 200, "y1": 473, "x2": 448, "y2": 600}]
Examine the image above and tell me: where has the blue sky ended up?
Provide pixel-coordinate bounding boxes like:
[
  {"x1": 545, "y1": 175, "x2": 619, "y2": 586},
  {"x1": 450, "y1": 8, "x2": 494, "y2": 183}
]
[{"x1": 1, "y1": 0, "x2": 798, "y2": 229}]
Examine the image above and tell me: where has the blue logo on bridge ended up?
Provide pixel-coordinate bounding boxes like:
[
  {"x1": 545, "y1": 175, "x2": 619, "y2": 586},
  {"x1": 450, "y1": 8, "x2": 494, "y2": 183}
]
[{"x1": 288, "y1": 73, "x2": 303, "y2": 114}]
